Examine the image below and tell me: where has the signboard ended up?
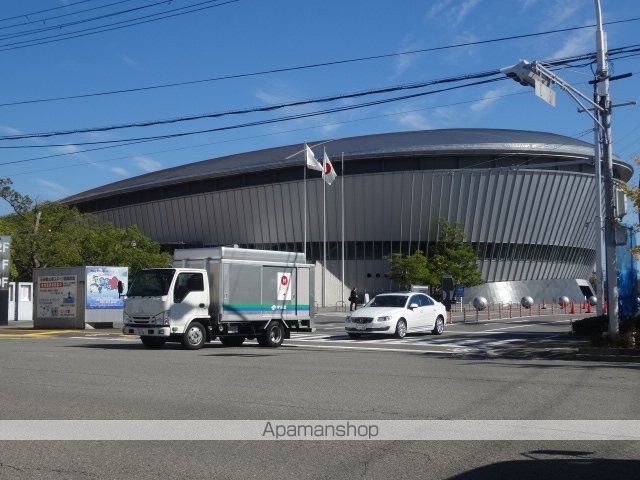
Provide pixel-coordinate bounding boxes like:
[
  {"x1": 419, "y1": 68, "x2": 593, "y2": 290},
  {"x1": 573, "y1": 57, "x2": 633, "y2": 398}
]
[
  {"x1": 37, "y1": 275, "x2": 77, "y2": 319},
  {"x1": 86, "y1": 266, "x2": 128, "y2": 310},
  {"x1": 0, "y1": 235, "x2": 9, "y2": 289},
  {"x1": 454, "y1": 285, "x2": 465, "y2": 298},
  {"x1": 276, "y1": 272, "x2": 292, "y2": 301}
]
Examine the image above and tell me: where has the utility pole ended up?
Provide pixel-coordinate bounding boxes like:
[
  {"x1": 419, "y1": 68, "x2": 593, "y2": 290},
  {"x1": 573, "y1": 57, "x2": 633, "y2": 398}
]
[
  {"x1": 594, "y1": 0, "x2": 619, "y2": 335},
  {"x1": 591, "y1": 91, "x2": 605, "y2": 317},
  {"x1": 501, "y1": 0, "x2": 624, "y2": 335}
]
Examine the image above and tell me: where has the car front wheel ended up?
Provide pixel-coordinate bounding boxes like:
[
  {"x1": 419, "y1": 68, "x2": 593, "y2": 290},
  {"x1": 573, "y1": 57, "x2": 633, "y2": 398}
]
[{"x1": 394, "y1": 319, "x2": 407, "y2": 339}]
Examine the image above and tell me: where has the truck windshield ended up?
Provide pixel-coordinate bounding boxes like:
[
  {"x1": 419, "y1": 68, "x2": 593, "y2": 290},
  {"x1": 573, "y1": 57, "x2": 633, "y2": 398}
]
[{"x1": 127, "y1": 269, "x2": 175, "y2": 297}]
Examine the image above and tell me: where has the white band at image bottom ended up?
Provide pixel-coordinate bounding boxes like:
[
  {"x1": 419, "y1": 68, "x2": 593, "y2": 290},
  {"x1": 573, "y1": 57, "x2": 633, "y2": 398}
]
[{"x1": 1, "y1": 420, "x2": 639, "y2": 441}]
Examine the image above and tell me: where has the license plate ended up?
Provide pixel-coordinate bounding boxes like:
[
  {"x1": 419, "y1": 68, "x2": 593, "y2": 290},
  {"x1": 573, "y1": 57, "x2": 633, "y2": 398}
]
[
  {"x1": 356, "y1": 324, "x2": 366, "y2": 331},
  {"x1": 137, "y1": 329, "x2": 146, "y2": 335}
]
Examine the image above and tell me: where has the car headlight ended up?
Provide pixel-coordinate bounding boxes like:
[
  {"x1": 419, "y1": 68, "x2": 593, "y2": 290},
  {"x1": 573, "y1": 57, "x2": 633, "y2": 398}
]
[
  {"x1": 123, "y1": 313, "x2": 132, "y2": 325},
  {"x1": 376, "y1": 316, "x2": 391, "y2": 322},
  {"x1": 345, "y1": 314, "x2": 352, "y2": 323},
  {"x1": 153, "y1": 311, "x2": 170, "y2": 326}
]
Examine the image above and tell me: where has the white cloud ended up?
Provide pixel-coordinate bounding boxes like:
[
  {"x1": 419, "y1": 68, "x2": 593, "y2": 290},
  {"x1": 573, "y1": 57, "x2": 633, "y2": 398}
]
[
  {"x1": 427, "y1": 0, "x2": 454, "y2": 18},
  {"x1": 110, "y1": 167, "x2": 129, "y2": 177},
  {"x1": 0, "y1": 125, "x2": 23, "y2": 136},
  {"x1": 553, "y1": 28, "x2": 593, "y2": 59},
  {"x1": 37, "y1": 179, "x2": 69, "y2": 196},
  {"x1": 120, "y1": 54, "x2": 139, "y2": 68},
  {"x1": 134, "y1": 155, "x2": 161, "y2": 172},
  {"x1": 395, "y1": 111, "x2": 431, "y2": 130},
  {"x1": 56, "y1": 144, "x2": 80, "y2": 154},
  {"x1": 427, "y1": 0, "x2": 481, "y2": 24},
  {"x1": 456, "y1": 0, "x2": 481, "y2": 24},
  {"x1": 470, "y1": 88, "x2": 508, "y2": 113}
]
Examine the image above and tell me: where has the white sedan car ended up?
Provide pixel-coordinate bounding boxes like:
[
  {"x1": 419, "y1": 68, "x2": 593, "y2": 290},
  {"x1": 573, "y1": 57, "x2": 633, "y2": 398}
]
[{"x1": 345, "y1": 292, "x2": 446, "y2": 338}]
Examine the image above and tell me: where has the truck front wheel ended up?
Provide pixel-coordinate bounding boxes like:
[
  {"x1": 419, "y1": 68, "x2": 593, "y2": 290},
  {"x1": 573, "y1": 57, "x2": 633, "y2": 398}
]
[
  {"x1": 141, "y1": 336, "x2": 166, "y2": 349},
  {"x1": 181, "y1": 323, "x2": 206, "y2": 350},
  {"x1": 258, "y1": 321, "x2": 285, "y2": 348}
]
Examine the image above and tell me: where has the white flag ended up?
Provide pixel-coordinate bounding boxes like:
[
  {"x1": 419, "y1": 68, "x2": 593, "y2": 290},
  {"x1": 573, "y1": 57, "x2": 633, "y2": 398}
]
[
  {"x1": 322, "y1": 151, "x2": 337, "y2": 185},
  {"x1": 305, "y1": 144, "x2": 323, "y2": 171}
]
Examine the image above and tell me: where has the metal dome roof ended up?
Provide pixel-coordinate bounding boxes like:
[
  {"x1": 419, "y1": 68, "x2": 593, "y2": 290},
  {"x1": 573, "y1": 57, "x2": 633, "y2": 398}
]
[{"x1": 63, "y1": 128, "x2": 632, "y2": 204}]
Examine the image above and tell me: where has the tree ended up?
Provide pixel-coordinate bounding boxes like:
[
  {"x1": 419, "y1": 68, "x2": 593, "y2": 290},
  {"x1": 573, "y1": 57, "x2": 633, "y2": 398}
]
[
  {"x1": 619, "y1": 156, "x2": 640, "y2": 257},
  {"x1": 386, "y1": 219, "x2": 484, "y2": 289},
  {"x1": 388, "y1": 250, "x2": 430, "y2": 289},
  {"x1": 0, "y1": 178, "x2": 170, "y2": 281},
  {"x1": 429, "y1": 220, "x2": 484, "y2": 287}
]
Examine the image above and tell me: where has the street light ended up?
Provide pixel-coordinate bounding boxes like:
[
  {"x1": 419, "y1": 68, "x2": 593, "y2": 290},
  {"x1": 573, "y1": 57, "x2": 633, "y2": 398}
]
[{"x1": 500, "y1": 0, "x2": 620, "y2": 336}]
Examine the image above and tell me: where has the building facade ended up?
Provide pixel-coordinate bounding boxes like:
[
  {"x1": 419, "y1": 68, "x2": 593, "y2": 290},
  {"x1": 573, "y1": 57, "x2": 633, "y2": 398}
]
[{"x1": 64, "y1": 129, "x2": 633, "y2": 306}]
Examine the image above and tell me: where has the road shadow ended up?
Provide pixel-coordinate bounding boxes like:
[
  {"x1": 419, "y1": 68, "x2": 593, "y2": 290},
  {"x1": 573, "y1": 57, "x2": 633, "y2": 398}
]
[{"x1": 447, "y1": 457, "x2": 640, "y2": 480}]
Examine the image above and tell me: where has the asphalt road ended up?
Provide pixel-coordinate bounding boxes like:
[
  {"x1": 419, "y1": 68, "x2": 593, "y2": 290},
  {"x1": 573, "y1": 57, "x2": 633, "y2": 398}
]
[{"x1": 0, "y1": 314, "x2": 638, "y2": 479}]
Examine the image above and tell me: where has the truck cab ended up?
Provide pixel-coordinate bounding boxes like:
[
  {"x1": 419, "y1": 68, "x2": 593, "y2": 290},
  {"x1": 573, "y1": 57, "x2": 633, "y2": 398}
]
[
  {"x1": 123, "y1": 247, "x2": 314, "y2": 350},
  {"x1": 123, "y1": 268, "x2": 211, "y2": 349}
]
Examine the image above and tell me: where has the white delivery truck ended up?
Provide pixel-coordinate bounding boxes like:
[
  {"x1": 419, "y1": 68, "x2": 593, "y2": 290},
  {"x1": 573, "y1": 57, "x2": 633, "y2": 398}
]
[{"x1": 122, "y1": 247, "x2": 314, "y2": 349}]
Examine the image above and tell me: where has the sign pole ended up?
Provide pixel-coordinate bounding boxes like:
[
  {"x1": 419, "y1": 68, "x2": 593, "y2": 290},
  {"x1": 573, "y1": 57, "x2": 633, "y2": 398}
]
[
  {"x1": 303, "y1": 144, "x2": 307, "y2": 260},
  {"x1": 341, "y1": 152, "x2": 345, "y2": 310},
  {"x1": 322, "y1": 147, "x2": 327, "y2": 308}
]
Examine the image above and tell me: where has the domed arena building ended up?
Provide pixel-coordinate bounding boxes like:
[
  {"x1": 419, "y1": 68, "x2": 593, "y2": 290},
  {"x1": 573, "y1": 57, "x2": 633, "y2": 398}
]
[{"x1": 63, "y1": 128, "x2": 633, "y2": 306}]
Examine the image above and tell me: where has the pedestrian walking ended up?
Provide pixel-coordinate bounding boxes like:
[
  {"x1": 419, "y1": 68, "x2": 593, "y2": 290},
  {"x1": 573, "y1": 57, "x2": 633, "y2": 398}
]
[{"x1": 349, "y1": 287, "x2": 358, "y2": 311}]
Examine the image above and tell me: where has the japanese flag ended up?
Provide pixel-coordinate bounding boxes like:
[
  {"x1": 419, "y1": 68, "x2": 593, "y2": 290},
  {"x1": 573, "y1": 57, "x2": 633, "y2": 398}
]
[
  {"x1": 305, "y1": 144, "x2": 323, "y2": 171},
  {"x1": 322, "y1": 151, "x2": 337, "y2": 185}
]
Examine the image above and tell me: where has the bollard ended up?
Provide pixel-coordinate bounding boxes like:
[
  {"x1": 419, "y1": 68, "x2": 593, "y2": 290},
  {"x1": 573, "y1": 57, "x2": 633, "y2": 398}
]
[
  {"x1": 487, "y1": 305, "x2": 491, "y2": 321},
  {"x1": 498, "y1": 304, "x2": 502, "y2": 319},
  {"x1": 463, "y1": 307, "x2": 466, "y2": 322},
  {"x1": 551, "y1": 304, "x2": 554, "y2": 315},
  {"x1": 529, "y1": 305, "x2": 532, "y2": 317},
  {"x1": 538, "y1": 304, "x2": 541, "y2": 316},
  {"x1": 542, "y1": 299, "x2": 546, "y2": 309},
  {"x1": 570, "y1": 302, "x2": 575, "y2": 314},
  {"x1": 586, "y1": 302, "x2": 592, "y2": 314},
  {"x1": 509, "y1": 304, "x2": 512, "y2": 319},
  {"x1": 476, "y1": 309, "x2": 479, "y2": 322},
  {"x1": 519, "y1": 304, "x2": 522, "y2": 317}
]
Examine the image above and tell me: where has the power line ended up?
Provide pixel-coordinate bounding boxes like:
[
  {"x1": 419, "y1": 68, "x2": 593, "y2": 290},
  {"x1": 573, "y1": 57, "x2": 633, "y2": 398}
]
[
  {"x1": 0, "y1": 77, "x2": 507, "y2": 149},
  {"x1": 1, "y1": 18, "x2": 639, "y2": 107},
  {"x1": 0, "y1": 0, "x2": 191, "y2": 42},
  {"x1": 1, "y1": 89, "x2": 534, "y2": 170},
  {"x1": 2, "y1": 45, "x2": 637, "y2": 144},
  {"x1": 0, "y1": 0, "x2": 137, "y2": 33},
  {"x1": 0, "y1": 0, "x2": 239, "y2": 53},
  {"x1": 0, "y1": 70, "x2": 502, "y2": 141},
  {"x1": 0, "y1": 0, "x2": 97, "y2": 23}
]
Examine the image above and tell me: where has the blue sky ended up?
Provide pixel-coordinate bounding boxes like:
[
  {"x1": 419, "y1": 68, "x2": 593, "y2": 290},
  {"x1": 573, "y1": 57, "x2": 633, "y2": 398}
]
[{"x1": 0, "y1": 0, "x2": 639, "y2": 218}]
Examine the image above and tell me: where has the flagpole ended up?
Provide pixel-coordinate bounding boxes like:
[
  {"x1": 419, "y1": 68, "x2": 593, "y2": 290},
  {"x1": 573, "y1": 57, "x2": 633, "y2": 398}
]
[
  {"x1": 322, "y1": 147, "x2": 327, "y2": 308},
  {"x1": 303, "y1": 143, "x2": 307, "y2": 260},
  {"x1": 341, "y1": 152, "x2": 345, "y2": 310}
]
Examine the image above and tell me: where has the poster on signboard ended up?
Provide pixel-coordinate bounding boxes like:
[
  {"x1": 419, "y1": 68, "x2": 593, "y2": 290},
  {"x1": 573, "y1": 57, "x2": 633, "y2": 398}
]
[
  {"x1": 276, "y1": 272, "x2": 292, "y2": 301},
  {"x1": 86, "y1": 266, "x2": 128, "y2": 310},
  {"x1": 37, "y1": 275, "x2": 77, "y2": 319}
]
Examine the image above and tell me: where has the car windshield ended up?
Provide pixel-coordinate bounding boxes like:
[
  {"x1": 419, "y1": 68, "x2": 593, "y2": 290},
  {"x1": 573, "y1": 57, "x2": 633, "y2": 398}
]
[
  {"x1": 127, "y1": 269, "x2": 175, "y2": 297},
  {"x1": 366, "y1": 295, "x2": 408, "y2": 308}
]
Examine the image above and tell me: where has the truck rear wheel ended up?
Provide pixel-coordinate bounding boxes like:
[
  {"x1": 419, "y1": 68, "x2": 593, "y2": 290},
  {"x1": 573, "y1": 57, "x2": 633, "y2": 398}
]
[
  {"x1": 141, "y1": 336, "x2": 166, "y2": 349},
  {"x1": 181, "y1": 323, "x2": 206, "y2": 350},
  {"x1": 220, "y1": 336, "x2": 245, "y2": 347},
  {"x1": 257, "y1": 321, "x2": 285, "y2": 348}
]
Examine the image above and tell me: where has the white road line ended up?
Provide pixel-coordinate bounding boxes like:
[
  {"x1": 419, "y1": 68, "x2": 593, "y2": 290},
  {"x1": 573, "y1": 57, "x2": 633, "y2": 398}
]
[{"x1": 283, "y1": 343, "x2": 468, "y2": 354}]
